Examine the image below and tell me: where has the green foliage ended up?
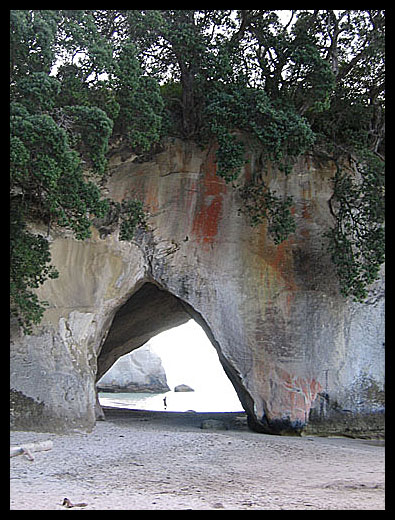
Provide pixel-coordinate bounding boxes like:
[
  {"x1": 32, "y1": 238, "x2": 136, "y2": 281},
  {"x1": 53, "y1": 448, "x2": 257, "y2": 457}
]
[
  {"x1": 112, "y1": 42, "x2": 164, "y2": 152},
  {"x1": 204, "y1": 87, "x2": 315, "y2": 181},
  {"x1": 13, "y1": 72, "x2": 61, "y2": 113},
  {"x1": 325, "y1": 153, "x2": 385, "y2": 301},
  {"x1": 238, "y1": 182, "x2": 296, "y2": 245},
  {"x1": 59, "y1": 105, "x2": 113, "y2": 174},
  {"x1": 10, "y1": 90, "x2": 111, "y2": 330},
  {"x1": 10, "y1": 10, "x2": 147, "y2": 333},
  {"x1": 160, "y1": 80, "x2": 183, "y2": 136},
  {"x1": 10, "y1": 101, "x2": 109, "y2": 240},
  {"x1": 10, "y1": 207, "x2": 59, "y2": 334},
  {"x1": 10, "y1": 9, "x2": 385, "y2": 332},
  {"x1": 118, "y1": 200, "x2": 148, "y2": 241},
  {"x1": 214, "y1": 132, "x2": 246, "y2": 183},
  {"x1": 10, "y1": 10, "x2": 59, "y2": 84}
]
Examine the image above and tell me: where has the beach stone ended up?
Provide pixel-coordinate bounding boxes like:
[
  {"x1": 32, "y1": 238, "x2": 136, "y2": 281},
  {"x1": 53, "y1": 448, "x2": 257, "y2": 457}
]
[
  {"x1": 10, "y1": 138, "x2": 384, "y2": 435},
  {"x1": 174, "y1": 384, "x2": 194, "y2": 392}
]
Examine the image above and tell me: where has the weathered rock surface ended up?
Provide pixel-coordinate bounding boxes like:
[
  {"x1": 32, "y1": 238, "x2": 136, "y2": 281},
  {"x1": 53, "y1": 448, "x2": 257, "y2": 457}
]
[
  {"x1": 10, "y1": 138, "x2": 384, "y2": 435},
  {"x1": 96, "y1": 343, "x2": 170, "y2": 393},
  {"x1": 174, "y1": 384, "x2": 194, "y2": 393}
]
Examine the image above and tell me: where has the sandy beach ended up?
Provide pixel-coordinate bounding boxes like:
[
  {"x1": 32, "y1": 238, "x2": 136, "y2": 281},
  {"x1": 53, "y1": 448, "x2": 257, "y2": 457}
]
[{"x1": 10, "y1": 408, "x2": 385, "y2": 510}]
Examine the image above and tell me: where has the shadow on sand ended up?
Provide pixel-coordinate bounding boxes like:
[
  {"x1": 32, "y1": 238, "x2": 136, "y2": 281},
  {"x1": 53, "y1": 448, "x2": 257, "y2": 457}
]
[{"x1": 102, "y1": 406, "x2": 249, "y2": 432}]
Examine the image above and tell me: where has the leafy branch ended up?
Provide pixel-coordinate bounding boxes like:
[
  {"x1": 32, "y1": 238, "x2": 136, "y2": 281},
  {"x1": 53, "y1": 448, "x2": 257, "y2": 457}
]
[
  {"x1": 238, "y1": 181, "x2": 296, "y2": 245},
  {"x1": 325, "y1": 152, "x2": 385, "y2": 301}
]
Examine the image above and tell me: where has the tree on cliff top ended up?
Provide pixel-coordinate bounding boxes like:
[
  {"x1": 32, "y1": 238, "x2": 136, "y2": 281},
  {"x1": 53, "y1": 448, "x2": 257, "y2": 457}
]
[
  {"x1": 10, "y1": 10, "x2": 385, "y2": 332},
  {"x1": 107, "y1": 9, "x2": 385, "y2": 302},
  {"x1": 10, "y1": 10, "x2": 151, "y2": 332}
]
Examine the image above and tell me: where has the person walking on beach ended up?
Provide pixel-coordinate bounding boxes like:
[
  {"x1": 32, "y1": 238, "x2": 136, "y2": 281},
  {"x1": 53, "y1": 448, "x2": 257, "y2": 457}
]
[{"x1": 163, "y1": 397, "x2": 167, "y2": 410}]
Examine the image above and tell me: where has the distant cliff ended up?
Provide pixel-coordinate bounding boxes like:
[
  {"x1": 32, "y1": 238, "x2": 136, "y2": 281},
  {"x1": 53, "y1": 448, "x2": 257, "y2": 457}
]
[{"x1": 96, "y1": 343, "x2": 170, "y2": 393}]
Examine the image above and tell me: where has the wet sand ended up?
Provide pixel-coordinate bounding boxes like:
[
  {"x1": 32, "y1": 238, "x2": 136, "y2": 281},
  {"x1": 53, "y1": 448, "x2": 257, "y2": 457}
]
[{"x1": 10, "y1": 408, "x2": 385, "y2": 510}]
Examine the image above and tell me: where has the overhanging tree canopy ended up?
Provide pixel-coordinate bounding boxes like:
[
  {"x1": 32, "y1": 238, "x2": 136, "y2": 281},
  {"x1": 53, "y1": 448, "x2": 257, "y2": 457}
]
[{"x1": 10, "y1": 10, "x2": 385, "y2": 332}]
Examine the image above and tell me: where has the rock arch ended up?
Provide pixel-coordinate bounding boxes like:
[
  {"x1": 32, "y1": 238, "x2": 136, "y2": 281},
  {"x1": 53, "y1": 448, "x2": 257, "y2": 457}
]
[
  {"x1": 10, "y1": 139, "x2": 384, "y2": 435},
  {"x1": 95, "y1": 281, "x2": 252, "y2": 418}
]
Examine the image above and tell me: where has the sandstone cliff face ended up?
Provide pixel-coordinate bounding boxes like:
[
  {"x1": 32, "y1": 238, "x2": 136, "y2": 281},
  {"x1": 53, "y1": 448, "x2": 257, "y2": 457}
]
[
  {"x1": 10, "y1": 139, "x2": 384, "y2": 434},
  {"x1": 97, "y1": 343, "x2": 170, "y2": 393}
]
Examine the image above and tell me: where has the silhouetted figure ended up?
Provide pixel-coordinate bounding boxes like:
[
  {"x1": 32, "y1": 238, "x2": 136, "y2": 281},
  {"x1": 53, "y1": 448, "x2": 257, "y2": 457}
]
[{"x1": 163, "y1": 397, "x2": 167, "y2": 410}]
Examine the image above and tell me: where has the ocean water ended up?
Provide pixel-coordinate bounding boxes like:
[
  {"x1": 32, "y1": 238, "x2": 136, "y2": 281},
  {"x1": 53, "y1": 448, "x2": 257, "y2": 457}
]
[{"x1": 99, "y1": 389, "x2": 244, "y2": 413}]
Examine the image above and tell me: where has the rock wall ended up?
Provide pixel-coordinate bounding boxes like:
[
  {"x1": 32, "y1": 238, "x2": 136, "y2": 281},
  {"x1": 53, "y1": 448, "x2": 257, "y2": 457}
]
[
  {"x1": 96, "y1": 343, "x2": 170, "y2": 393},
  {"x1": 10, "y1": 138, "x2": 384, "y2": 435}
]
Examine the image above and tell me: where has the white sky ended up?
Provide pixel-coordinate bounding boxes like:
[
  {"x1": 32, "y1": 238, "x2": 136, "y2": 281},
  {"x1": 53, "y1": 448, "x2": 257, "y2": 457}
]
[{"x1": 149, "y1": 320, "x2": 238, "y2": 395}]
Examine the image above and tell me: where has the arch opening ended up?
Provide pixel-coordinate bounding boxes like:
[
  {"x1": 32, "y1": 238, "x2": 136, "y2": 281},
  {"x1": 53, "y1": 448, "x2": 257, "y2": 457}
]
[
  {"x1": 98, "y1": 320, "x2": 244, "y2": 413},
  {"x1": 96, "y1": 281, "x2": 250, "y2": 416}
]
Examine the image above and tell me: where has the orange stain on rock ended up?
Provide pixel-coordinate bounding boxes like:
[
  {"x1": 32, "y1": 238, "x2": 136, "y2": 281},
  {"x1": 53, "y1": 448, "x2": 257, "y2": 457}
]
[
  {"x1": 276, "y1": 368, "x2": 323, "y2": 422},
  {"x1": 144, "y1": 182, "x2": 159, "y2": 214},
  {"x1": 301, "y1": 201, "x2": 312, "y2": 220},
  {"x1": 268, "y1": 239, "x2": 297, "y2": 296},
  {"x1": 126, "y1": 173, "x2": 159, "y2": 214},
  {"x1": 191, "y1": 145, "x2": 227, "y2": 246},
  {"x1": 253, "y1": 222, "x2": 298, "y2": 313}
]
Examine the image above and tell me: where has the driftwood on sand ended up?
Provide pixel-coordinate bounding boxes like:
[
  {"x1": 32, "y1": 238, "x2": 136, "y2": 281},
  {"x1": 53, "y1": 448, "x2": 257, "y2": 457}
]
[
  {"x1": 10, "y1": 440, "x2": 53, "y2": 461},
  {"x1": 62, "y1": 498, "x2": 88, "y2": 508}
]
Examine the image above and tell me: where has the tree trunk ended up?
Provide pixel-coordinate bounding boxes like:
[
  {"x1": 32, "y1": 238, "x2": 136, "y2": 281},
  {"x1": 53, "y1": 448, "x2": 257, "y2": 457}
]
[{"x1": 181, "y1": 69, "x2": 196, "y2": 138}]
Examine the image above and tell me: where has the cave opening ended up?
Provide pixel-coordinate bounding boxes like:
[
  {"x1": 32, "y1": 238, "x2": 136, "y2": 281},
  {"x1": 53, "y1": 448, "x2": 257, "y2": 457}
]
[
  {"x1": 96, "y1": 281, "x2": 245, "y2": 413},
  {"x1": 98, "y1": 320, "x2": 244, "y2": 412}
]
